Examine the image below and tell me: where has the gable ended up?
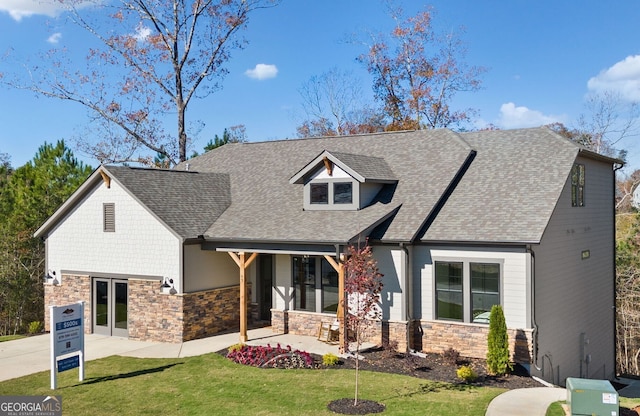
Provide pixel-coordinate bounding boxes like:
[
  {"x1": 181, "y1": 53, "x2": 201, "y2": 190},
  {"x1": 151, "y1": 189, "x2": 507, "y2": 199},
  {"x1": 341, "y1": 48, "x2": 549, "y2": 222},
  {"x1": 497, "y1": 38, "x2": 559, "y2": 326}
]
[
  {"x1": 36, "y1": 166, "x2": 231, "y2": 240},
  {"x1": 420, "y1": 128, "x2": 590, "y2": 243}
]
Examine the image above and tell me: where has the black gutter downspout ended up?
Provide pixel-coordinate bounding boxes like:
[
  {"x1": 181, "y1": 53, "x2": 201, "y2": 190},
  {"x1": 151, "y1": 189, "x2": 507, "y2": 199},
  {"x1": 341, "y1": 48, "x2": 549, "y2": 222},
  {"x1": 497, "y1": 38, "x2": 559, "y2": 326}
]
[{"x1": 410, "y1": 150, "x2": 477, "y2": 243}]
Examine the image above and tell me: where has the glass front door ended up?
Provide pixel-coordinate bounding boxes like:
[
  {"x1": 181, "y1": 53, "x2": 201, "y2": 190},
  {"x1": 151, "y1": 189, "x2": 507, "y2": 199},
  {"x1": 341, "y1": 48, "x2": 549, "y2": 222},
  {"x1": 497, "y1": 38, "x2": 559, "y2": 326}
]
[{"x1": 93, "y1": 278, "x2": 128, "y2": 337}]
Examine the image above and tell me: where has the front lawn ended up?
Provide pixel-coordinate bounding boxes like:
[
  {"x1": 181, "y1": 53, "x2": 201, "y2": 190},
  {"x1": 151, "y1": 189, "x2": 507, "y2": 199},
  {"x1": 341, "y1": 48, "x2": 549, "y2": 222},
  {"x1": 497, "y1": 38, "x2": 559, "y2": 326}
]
[
  {"x1": 0, "y1": 352, "x2": 505, "y2": 415},
  {"x1": 0, "y1": 334, "x2": 25, "y2": 342}
]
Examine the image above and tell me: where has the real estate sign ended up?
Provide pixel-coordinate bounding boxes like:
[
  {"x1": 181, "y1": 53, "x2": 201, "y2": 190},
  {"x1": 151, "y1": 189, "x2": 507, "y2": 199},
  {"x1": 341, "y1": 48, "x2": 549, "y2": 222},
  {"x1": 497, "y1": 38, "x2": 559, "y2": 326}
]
[{"x1": 50, "y1": 302, "x2": 85, "y2": 389}]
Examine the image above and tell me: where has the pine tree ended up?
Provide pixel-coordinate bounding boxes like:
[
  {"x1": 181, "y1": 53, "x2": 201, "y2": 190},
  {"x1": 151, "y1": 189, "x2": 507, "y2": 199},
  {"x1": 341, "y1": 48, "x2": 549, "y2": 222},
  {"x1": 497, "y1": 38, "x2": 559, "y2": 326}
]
[{"x1": 486, "y1": 304, "x2": 512, "y2": 376}]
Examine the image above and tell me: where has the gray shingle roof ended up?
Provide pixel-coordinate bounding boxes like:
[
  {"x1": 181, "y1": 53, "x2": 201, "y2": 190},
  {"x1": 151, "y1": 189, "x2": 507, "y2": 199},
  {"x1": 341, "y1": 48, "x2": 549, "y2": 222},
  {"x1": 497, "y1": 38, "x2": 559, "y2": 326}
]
[
  {"x1": 182, "y1": 129, "x2": 473, "y2": 242},
  {"x1": 420, "y1": 128, "x2": 581, "y2": 243},
  {"x1": 326, "y1": 151, "x2": 398, "y2": 182},
  {"x1": 39, "y1": 127, "x2": 612, "y2": 245},
  {"x1": 103, "y1": 166, "x2": 230, "y2": 238}
]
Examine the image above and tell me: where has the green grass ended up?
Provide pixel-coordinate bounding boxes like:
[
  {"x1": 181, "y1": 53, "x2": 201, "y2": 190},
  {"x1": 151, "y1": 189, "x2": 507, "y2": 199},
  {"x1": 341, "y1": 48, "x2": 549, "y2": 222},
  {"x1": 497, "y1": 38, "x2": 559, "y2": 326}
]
[
  {"x1": 0, "y1": 353, "x2": 506, "y2": 415},
  {"x1": 0, "y1": 334, "x2": 25, "y2": 342},
  {"x1": 545, "y1": 401, "x2": 565, "y2": 416}
]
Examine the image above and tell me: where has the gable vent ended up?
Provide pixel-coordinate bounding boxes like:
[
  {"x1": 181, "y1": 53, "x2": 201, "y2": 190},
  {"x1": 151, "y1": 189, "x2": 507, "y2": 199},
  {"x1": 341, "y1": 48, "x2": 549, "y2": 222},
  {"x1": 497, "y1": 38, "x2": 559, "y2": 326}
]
[{"x1": 103, "y1": 203, "x2": 115, "y2": 232}]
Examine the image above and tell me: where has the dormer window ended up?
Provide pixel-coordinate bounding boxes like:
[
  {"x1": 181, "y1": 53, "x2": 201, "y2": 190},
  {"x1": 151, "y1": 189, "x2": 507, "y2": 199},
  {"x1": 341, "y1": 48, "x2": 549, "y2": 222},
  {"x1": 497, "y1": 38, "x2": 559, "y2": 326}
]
[
  {"x1": 290, "y1": 150, "x2": 397, "y2": 211},
  {"x1": 310, "y1": 183, "x2": 329, "y2": 204},
  {"x1": 334, "y1": 182, "x2": 352, "y2": 204}
]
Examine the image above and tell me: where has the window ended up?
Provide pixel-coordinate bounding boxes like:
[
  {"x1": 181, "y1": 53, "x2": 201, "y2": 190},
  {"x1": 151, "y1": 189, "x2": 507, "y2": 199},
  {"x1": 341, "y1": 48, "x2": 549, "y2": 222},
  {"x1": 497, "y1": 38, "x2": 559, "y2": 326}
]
[
  {"x1": 571, "y1": 163, "x2": 585, "y2": 207},
  {"x1": 292, "y1": 256, "x2": 339, "y2": 313},
  {"x1": 435, "y1": 262, "x2": 463, "y2": 321},
  {"x1": 103, "y1": 203, "x2": 115, "y2": 232},
  {"x1": 435, "y1": 260, "x2": 501, "y2": 324},
  {"x1": 310, "y1": 183, "x2": 328, "y2": 204},
  {"x1": 333, "y1": 182, "x2": 353, "y2": 204},
  {"x1": 471, "y1": 263, "x2": 500, "y2": 322}
]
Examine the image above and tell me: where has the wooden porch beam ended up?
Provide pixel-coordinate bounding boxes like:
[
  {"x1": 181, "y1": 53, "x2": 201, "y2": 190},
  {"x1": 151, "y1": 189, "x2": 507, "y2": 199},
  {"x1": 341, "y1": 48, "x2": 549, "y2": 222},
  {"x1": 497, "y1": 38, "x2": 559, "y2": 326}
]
[
  {"x1": 324, "y1": 254, "x2": 347, "y2": 353},
  {"x1": 227, "y1": 251, "x2": 259, "y2": 343}
]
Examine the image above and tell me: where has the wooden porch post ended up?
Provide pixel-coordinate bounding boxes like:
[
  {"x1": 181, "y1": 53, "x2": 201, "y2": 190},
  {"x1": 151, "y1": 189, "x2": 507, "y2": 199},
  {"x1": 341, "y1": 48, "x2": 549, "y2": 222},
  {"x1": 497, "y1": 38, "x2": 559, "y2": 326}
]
[
  {"x1": 324, "y1": 254, "x2": 347, "y2": 353},
  {"x1": 228, "y1": 251, "x2": 258, "y2": 343}
]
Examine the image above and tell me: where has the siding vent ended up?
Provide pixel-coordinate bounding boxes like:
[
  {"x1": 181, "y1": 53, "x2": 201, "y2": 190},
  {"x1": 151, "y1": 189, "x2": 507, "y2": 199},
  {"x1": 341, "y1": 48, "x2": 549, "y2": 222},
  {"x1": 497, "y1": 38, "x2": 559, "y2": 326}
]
[{"x1": 103, "y1": 203, "x2": 115, "y2": 232}]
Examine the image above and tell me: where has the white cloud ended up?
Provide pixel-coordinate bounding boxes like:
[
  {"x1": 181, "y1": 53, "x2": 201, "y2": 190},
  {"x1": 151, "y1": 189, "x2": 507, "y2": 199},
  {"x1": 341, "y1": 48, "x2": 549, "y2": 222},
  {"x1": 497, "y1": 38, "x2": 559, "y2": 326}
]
[
  {"x1": 0, "y1": 0, "x2": 65, "y2": 21},
  {"x1": 0, "y1": 0, "x2": 94, "y2": 21},
  {"x1": 47, "y1": 32, "x2": 62, "y2": 44},
  {"x1": 133, "y1": 24, "x2": 151, "y2": 42},
  {"x1": 587, "y1": 55, "x2": 640, "y2": 102},
  {"x1": 244, "y1": 63, "x2": 278, "y2": 80},
  {"x1": 496, "y1": 102, "x2": 565, "y2": 129}
]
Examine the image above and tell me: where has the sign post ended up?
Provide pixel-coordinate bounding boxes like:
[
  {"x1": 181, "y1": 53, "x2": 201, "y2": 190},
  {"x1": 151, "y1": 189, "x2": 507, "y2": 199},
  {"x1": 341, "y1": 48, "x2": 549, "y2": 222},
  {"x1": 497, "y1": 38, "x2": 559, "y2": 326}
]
[{"x1": 50, "y1": 301, "x2": 85, "y2": 390}]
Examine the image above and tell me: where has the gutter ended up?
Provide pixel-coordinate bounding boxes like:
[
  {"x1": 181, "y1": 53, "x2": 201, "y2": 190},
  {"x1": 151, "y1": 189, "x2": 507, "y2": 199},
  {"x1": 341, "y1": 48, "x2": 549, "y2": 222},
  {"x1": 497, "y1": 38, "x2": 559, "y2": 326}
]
[
  {"x1": 528, "y1": 245, "x2": 542, "y2": 372},
  {"x1": 399, "y1": 242, "x2": 413, "y2": 351}
]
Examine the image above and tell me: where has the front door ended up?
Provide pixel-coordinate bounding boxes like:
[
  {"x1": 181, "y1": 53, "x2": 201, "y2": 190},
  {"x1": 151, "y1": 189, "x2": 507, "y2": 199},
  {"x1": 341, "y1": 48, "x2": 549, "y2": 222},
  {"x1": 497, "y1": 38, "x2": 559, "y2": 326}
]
[
  {"x1": 93, "y1": 278, "x2": 128, "y2": 337},
  {"x1": 258, "y1": 254, "x2": 273, "y2": 321}
]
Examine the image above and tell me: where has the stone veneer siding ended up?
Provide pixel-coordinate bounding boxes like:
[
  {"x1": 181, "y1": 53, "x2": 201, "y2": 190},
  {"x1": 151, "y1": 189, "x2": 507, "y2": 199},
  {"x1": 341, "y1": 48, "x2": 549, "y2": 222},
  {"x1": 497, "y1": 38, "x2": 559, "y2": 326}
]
[
  {"x1": 417, "y1": 320, "x2": 533, "y2": 364},
  {"x1": 271, "y1": 310, "x2": 409, "y2": 351},
  {"x1": 129, "y1": 282, "x2": 251, "y2": 343},
  {"x1": 45, "y1": 274, "x2": 249, "y2": 343},
  {"x1": 43, "y1": 274, "x2": 91, "y2": 333}
]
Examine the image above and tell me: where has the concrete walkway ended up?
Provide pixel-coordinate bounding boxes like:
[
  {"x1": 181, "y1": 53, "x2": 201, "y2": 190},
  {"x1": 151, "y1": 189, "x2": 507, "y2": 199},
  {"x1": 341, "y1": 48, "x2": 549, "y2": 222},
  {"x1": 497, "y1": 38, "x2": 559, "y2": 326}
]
[
  {"x1": 485, "y1": 387, "x2": 566, "y2": 416},
  {"x1": 0, "y1": 327, "x2": 345, "y2": 382}
]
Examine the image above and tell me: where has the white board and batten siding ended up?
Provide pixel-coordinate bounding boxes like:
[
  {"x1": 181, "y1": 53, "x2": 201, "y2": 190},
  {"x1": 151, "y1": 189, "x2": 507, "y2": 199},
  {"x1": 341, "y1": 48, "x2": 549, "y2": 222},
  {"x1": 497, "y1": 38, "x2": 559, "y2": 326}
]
[
  {"x1": 414, "y1": 246, "x2": 530, "y2": 329},
  {"x1": 46, "y1": 179, "x2": 181, "y2": 289}
]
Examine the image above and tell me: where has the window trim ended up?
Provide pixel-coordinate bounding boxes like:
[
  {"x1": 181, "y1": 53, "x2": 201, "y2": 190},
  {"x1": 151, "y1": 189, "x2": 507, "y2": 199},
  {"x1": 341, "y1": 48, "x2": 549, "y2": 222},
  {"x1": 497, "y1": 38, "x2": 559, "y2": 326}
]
[
  {"x1": 303, "y1": 177, "x2": 359, "y2": 211},
  {"x1": 103, "y1": 203, "x2": 115, "y2": 232},
  {"x1": 433, "y1": 257, "x2": 503, "y2": 324},
  {"x1": 291, "y1": 255, "x2": 339, "y2": 313},
  {"x1": 333, "y1": 182, "x2": 353, "y2": 204},
  {"x1": 571, "y1": 163, "x2": 585, "y2": 207},
  {"x1": 310, "y1": 183, "x2": 329, "y2": 204}
]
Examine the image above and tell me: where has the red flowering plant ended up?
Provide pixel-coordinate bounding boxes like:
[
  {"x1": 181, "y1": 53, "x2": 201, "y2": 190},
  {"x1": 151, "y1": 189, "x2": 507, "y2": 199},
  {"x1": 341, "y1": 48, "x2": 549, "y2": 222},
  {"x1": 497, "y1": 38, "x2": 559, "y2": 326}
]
[{"x1": 226, "y1": 343, "x2": 314, "y2": 369}]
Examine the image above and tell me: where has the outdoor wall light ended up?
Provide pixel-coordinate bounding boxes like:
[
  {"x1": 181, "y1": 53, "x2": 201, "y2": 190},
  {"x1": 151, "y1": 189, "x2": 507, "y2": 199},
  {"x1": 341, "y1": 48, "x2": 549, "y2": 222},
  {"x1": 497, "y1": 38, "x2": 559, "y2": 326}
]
[
  {"x1": 161, "y1": 277, "x2": 177, "y2": 295},
  {"x1": 44, "y1": 270, "x2": 59, "y2": 285}
]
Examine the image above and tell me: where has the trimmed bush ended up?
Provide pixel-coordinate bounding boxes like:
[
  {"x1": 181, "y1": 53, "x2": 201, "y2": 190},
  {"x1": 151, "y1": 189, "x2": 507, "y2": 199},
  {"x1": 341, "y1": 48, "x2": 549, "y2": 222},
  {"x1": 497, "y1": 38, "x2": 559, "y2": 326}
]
[
  {"x1": 322, "y1": 353, "x2": 339, "y2": 366},
  {"x1": 486, "y1": 305, "x2": 513, "y2": 376},
  {"x1": 28, "y1": 321, "x2": 43, "y2": 334},
  {"x1": 456, "y1": 365, "x2": 478, "y2": 382},
  {"x1": 227, "y1": 343, "x2": 245, "y2": 353}
]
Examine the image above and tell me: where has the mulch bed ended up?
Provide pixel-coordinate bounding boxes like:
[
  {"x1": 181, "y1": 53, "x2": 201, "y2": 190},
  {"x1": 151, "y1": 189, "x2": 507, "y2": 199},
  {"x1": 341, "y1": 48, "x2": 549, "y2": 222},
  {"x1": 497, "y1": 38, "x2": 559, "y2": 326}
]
[
  {"x1": 321, "y1": 346, "x2": 542, "y2": 390},
  {"x1": 222, "y1": 344, "x2": 640, "y2": 415}
]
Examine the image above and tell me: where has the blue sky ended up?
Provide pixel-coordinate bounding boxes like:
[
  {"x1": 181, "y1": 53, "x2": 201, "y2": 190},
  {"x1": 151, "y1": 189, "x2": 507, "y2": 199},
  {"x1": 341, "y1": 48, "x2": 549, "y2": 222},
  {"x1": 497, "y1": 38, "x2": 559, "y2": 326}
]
[{"x1": 1, "y1": 0, "x2": 639, "y2": 171}]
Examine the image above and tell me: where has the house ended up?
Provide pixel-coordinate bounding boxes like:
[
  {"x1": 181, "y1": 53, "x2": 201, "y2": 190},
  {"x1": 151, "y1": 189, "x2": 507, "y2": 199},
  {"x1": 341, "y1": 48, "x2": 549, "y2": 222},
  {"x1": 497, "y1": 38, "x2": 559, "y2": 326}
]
[{"x1": 35, "y1": 127, "x2": 620, "y2": 385}]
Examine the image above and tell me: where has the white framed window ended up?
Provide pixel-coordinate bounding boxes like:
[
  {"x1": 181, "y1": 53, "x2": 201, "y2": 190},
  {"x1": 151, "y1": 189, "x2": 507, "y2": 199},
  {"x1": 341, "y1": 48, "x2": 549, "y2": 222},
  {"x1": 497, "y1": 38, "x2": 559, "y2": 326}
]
[{"x1": 434, "y1": 259, "x2": 501, "y2": 324}]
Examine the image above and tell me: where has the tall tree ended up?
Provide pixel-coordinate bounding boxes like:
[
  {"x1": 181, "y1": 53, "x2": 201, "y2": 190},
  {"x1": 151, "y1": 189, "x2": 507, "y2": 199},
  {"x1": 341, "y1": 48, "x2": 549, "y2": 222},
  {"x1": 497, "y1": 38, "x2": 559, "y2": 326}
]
[
  {"x1": 548, "y1": 91, "x2": 638, "y2": 161},
  {"x1": 2, "y1": 0, "x2": 278, "y2": 166},
  {"x1": 0, "y1": 142, "x2": 92, "y2": 335},
  {"x1": 357, "y1": 5, "x2": 485, "y2": 130},
  {"x1": 296, "y1": 68, "x2": 385, "y2": 137}
]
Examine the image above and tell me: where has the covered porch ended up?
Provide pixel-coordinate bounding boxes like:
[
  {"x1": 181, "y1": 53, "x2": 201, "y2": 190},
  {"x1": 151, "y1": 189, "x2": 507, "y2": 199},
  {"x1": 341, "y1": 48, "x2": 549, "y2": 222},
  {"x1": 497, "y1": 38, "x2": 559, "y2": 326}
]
[{"x1": 201, "y1": 241, "x2": 348, "y2": 350}]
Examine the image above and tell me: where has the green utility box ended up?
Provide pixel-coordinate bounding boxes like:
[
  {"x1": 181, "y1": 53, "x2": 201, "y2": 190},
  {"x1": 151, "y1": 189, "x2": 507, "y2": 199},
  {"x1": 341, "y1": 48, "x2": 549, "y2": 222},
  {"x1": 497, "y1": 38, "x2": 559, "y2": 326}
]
[{"x1": 566, "y1": 377, "x2": 618, "y2": 416}]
